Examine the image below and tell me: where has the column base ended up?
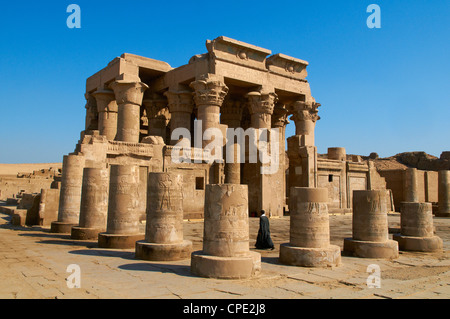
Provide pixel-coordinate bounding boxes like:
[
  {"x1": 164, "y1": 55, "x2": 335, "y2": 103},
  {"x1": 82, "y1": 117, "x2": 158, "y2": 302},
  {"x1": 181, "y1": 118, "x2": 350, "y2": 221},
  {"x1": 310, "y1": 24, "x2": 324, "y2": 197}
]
[
  {"x1": 98, "y1": 233, "x2": 145, "y2": 249},
  {"x1": 50, "y1": 221, "x2": 77, "y2": 234},
  {"x1": 393, "y1": 234, "x2": 443, "y2": 252},
  {"x1": 343, "y1": 238, "x2": 399, "y2": 259},
  {"x1": 279, "y1": 243, "x2": 341, "y2": 267},
  {"x1": 190, "y1": 251, "x2": 261, "y2": 279},
  {"x1": 135, "y1": 240, "x2": 193, "y2": 261},
  {"x1": 71, "y1": 226, "x2": 104, "y2": 240}
]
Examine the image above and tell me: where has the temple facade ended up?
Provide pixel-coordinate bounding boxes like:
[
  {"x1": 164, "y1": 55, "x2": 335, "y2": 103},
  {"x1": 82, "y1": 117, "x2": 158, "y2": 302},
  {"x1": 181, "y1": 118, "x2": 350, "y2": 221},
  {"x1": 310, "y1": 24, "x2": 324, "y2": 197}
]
[{"x1": 61, "y1": 36, "x2": 387, "y2": 223}]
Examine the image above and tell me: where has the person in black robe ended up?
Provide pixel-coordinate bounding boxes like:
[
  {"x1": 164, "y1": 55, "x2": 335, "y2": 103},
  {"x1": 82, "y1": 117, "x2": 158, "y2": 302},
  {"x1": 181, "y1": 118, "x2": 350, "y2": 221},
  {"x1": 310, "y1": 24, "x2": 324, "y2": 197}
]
[{"x1": 255, "y1": 210, "x2": 274, "y2": 250}]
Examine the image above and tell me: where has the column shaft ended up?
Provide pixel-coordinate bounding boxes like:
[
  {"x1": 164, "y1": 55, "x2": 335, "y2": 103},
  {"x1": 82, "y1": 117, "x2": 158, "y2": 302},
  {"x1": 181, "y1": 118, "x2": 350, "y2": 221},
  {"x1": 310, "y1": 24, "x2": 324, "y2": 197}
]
[{"x1": 110, "y1": 81, "x2": 148, "y2": 143}]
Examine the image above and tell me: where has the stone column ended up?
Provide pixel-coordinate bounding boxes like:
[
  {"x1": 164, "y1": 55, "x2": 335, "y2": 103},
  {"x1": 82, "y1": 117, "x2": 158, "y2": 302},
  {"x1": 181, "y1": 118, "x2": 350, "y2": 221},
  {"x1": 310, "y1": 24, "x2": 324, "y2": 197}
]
[
  {"x1": 92, "y1": 89, "x2": 118, "y2": 141},
  {"x1": 403, "y1": 167, "x2": 419, "y2": 203},
  {"x1": 244, "y1": 91, "x2": 277, "y2": 214},
  {"x1": 109, "y1": 80, "x2": 148, "y2": 143},
  {"x1": 246, "y1": 91, "x2": 277, "y2": 130},
  {"x1": 290, "y1": 101, "x2": 320, "y2": 147},
  {"x1": 191, "y1": 75, "x2": 229, "y2": 148},
  {"x1": 344, "y1": 190, "x2": 399, "y2": 259},
  {"x1": 191, "y1": 184, "x2": 261, "y2": 279},
  {"x1": 135, "y1": 172, "x2": 193, "y2": 261},
  {"x1": 71, "y1": 166, "x2": 109, "y2": 240},
  {"x1": 328, "y1": 147, "x2": 346, "y2": 161},
  {"x1": 51, "y1": 154, "x2": 85, "y2": 233},
  {"x1": 393, "y1": 202, "x2": 443, "y2": 251},
  {"x1": 437, "y1": 170, "x2": 450, "y2": 217},
  {"x1": 280, "y1": 187, "x2": 341, "y2": 267},
  {"x1": 221, "y1": 98, "x2": 244, "y2": 184},
  {"x1": 142, "y1": 93, "x2": 170, "y2": 142},
  {"x1": 164, "y1": 90, "x2": 194, "y2": 145},
  {"x1": 98, "y1": 164, "x2": 145, "y2": 248}
]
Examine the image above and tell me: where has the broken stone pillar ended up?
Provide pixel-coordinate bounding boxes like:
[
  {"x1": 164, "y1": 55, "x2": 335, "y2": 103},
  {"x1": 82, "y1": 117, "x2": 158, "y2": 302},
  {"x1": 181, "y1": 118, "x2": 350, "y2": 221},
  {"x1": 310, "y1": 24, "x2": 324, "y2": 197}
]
[
  {"x1": 191, "y1": 184, "x2": 261, "y2": 279},
  {"x1": 142, "y1": 93, "x2": 170, "y2": 142},
  {"x1": 287, "y1": 136, "x2": 318, "y2": 188},
  {"x1": 344, "y1": 190, "x2": 399, "y2": 259},
  {"x1": 164, "y1": 90, "x2": 195, "y2": 145},
  {"x1": 98, "y1": 164, "x2": 145, "y2": 248},
  {"x1": 38, "y1": 188, "x2": 60, "y2": 227},
  {"x1": 71, "y1": 166, "x2": 109, "y2": 240},
  {"x1": 393, "y1": 202, "x2": 443, "y2": 251},
  {"x1": 403, "y1": 168, "x2": 419, "y2": 203},
  {"x1": 280, "y1": 187, "x2": 341, "y2": 267},
  {"x1": 109, "y1": 80, "x2": 148, "y2": 143},
  {"x1": 51, "y1": 154, "x2": 85, "y2": 233},
  {"x1": 135, "y1": 172, "x2": 192, "y2": 261},
  {"x1": 437, "y1": 170, "x2": 450, "y2": 217},
  {"x1": 92, "y1": 89, "x2": 118, "y2": 141},
  {"x1": 328, "y1": 147, "x2": 346, "y2": 161}
]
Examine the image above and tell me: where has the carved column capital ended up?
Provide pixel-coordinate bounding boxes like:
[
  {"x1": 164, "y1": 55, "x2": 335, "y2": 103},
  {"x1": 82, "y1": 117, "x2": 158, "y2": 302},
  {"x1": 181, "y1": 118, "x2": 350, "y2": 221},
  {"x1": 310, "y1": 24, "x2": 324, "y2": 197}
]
[
  {"x1": 164, "y1": 90, "x2": 195, "y2": 114},
  {"x1": 221, "y1": 98, "x2": 245, "y2": 127},
  {"x1": 290, "y1": 101, "x2": 321, "y2": 123},
  {"x1": 271, "y1": 105, "x2": 289, "y2": 128},
  {"x1": 142, "y1": 93, "x2": 170, "y2": 123},
  {"x1": 92, "y1": 89, "x2": 118, "y2": 113},
  {"x1": 190, "y1": 76, "x2": 229, "y2": 107},
  {"x1": 246, "y1": 91, "x2": 278, "y2": 116},
  {"x1": 109, "y1": 80, "x2": 148, "y2": 106}
]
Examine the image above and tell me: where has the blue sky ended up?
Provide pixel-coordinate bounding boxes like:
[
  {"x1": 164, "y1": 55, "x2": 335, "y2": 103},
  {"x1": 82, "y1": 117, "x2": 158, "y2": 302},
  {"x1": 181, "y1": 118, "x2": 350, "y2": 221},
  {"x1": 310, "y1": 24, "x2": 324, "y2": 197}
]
[{"x1": 0, "y1": 0, "x2": 449, "y2": 163}]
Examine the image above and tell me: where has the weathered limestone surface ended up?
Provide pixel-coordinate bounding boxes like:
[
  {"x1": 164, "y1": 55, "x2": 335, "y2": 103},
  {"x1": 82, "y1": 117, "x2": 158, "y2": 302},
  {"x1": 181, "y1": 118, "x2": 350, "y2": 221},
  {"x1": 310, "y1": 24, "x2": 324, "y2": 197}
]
[
  {"x1": 437, "y1": 170, "x2": 450, "y2": 217},
  {"x1": 71, "y1": 166, "x2": 109, "y2": 240},
  {"x1": 98, "y1": 164, "x2": 144, "y2": 249},
  {"x1": 344, "y1": 190, "x2": 399, "y2": 259},
  {"x1": 393, "y1": 202, "x2": 443, "y2": 252},
  {"x1": 37, "y1": 188, "x2": 60, "y2": 226},
  {"x1": 51, "y1": 154, "x2": 85, "y2": 233},
  {"x1": 191, "y1": 184, "x2": 261, "y2": 279},
  {"x1": 136, "y1": 172, "x2": 192, "y2": 261},
  {"x1": 93, "y1": 89, "x2": 118, "y2": 141},
  {"x1": 328, "y1": 147, "x2": 346, "y2": 161},
  {"x1": 403, "y1": 167, "x2": 419, "y2": 203},
  {"x1": 280, "y1": 187, "x2": 341, "y2": 267},
  {"x1": 110, "y1": 80, "x2": 148, "y2": 143}
]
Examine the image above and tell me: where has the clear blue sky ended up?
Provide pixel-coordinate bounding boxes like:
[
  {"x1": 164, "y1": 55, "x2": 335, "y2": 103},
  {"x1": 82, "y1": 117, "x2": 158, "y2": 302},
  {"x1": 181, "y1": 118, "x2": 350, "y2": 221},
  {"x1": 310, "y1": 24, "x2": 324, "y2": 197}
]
[{"x1": 0, "y1": 0, "x2": 449, "y2": 163}]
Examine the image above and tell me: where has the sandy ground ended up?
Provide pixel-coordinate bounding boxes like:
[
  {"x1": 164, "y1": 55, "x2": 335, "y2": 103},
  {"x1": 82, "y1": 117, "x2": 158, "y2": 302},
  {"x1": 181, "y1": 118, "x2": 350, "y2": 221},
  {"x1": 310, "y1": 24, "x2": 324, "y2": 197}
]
[
  {"x1": 0, "y1": 163, "x2": 62, "y2": 176},
  {"x1": 0, "y1": 211, "x2": 448, "y2": 300}
]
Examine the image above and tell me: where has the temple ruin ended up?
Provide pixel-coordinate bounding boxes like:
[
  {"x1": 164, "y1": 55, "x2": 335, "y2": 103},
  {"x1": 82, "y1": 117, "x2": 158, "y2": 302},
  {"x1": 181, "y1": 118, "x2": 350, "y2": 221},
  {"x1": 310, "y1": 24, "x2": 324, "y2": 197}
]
[
  {"x1": 1, "y1": 36, "x2": 447, "y2": 280},
  {"x1": 51, "y1": 36, "x2": 393, "y2": 225}
]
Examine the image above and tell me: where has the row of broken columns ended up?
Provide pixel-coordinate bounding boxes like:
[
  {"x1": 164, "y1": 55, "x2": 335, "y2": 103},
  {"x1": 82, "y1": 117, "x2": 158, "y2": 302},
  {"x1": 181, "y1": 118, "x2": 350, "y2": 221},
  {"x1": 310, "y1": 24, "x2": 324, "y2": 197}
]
[
  {"x1": 49, "y1": 152, "x2": 449, "y2": 279},
  {"x1": 49, "y1": 74, "x2": 448, "y2": 279}
]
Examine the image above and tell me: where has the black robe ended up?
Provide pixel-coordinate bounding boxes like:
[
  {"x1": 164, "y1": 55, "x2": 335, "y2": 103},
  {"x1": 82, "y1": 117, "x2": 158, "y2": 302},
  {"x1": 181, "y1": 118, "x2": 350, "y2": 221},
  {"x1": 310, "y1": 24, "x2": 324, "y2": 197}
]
[{"x1": 255, "y1": 215, "x2": 274, "y2": 249}]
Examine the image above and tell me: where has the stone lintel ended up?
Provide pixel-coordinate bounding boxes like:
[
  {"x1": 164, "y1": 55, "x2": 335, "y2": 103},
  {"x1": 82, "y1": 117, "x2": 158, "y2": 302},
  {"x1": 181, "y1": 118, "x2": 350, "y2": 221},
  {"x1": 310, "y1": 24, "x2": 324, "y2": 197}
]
[
  {"x1": 107, "y1": 140, "x2": 154, "y2": 157},
  {"x1": 266, "y1": 53, "x2": 309, "y2": 80},
  {"x1": 207, "y1": 36, "x2": 272, "y2": 71}
]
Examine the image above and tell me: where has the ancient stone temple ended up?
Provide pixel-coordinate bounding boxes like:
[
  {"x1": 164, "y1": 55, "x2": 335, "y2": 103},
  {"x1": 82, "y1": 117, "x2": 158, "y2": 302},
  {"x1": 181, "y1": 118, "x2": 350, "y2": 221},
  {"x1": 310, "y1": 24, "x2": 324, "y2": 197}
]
[
  {"x1": 69, "y1": 36, "x2": 325, "y2": 220},
  {"x1": 49, "y1": 36, "x2": 394, "y2": 257}
]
